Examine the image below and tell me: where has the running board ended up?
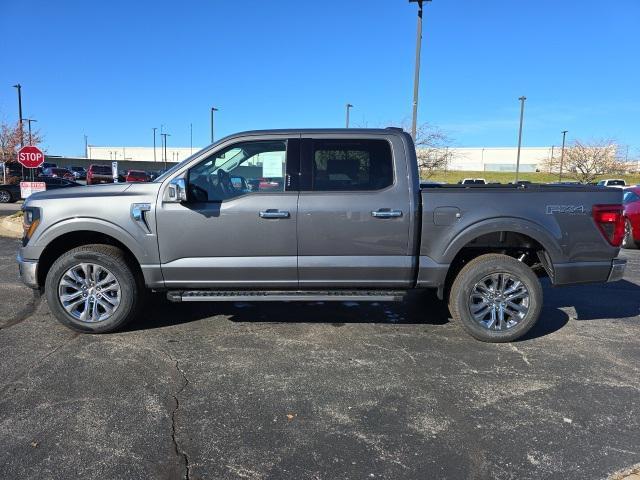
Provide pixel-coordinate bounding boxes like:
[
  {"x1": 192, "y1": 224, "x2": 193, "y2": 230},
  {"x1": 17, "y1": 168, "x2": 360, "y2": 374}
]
[{"x1": 167, "y1": 290, "x2": 406, "y2": 303}]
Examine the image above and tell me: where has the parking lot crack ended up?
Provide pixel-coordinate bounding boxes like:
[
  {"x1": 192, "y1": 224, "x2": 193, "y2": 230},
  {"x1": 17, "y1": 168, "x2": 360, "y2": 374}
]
[{"x1": 157, "y1": 349, "x2": 192, "y2": 480}]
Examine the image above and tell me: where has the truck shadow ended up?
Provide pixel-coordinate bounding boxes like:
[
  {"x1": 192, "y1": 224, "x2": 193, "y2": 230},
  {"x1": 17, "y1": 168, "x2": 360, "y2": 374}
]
[{"x1": 130, "y1": 279, "x2": 640, "y2": 340}]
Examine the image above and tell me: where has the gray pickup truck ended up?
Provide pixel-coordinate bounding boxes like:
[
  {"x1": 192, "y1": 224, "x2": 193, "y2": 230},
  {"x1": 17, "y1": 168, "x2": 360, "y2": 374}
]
[{"x1": 17, "y1": 128, "x2": 626, "y2": 342}]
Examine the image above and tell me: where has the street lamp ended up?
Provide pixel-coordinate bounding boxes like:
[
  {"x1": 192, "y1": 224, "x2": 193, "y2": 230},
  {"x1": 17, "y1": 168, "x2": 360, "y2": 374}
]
[
  {"x1": 345, "y1": 103, "x2": 353, "y2": 128},
  {"x1": 152, "y1": 127, "x2": 158, "y2": 163},
  {"x1": 409, "y1": 0, "x2": 431, "y2": 141},
  {"x1": 559, "y1": 130, "x2": 568, "y2": 182},
  {"x1": 515, "y1": 96, "x2": 526, "y2": 183},
  {"x1": 161, "y1": 132, "x2": 171, "y2": 169},
  {"x1": 210, "y1": 107, "x2": 218, "y2": 143},
  {"x1": 12, "y1": 84, "x2": 24, "y2": 147},
  {"x1": 22, "y1": 118, "x2": 37, "y2": 145}
]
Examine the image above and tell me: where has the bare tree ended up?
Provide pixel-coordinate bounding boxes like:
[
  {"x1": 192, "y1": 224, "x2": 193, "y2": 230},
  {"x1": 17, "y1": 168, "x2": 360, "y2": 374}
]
[
  {"x1": 389, "y1": 121, "x2": 453, "y2": 178},
  {"x1": 541, "y1": 140, "x2": 623, "y2": 183},
  {"x1": 0, "y1": 121, "x2": 44, "y2": 163}
]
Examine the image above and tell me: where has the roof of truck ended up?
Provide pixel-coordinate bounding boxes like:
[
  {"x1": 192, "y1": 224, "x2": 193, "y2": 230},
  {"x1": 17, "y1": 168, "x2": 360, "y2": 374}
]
[{"x1": 215, "y1": 127, "x2": 408, "y2": 141}]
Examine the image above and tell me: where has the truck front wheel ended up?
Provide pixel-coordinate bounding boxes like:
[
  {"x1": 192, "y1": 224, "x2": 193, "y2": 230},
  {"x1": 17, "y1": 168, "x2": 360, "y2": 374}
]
[
  {"x1": 45, "y1": 244, "x2": 141, "y2": 333},
  {"x1": 449, "y1": 253, "x2": 542, "y2": 343}
]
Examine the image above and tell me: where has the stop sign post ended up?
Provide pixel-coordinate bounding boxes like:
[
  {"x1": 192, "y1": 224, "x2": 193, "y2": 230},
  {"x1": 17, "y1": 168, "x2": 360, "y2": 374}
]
[{"x1": 18, "y1": 146, "x2": 45, "y2": 169}]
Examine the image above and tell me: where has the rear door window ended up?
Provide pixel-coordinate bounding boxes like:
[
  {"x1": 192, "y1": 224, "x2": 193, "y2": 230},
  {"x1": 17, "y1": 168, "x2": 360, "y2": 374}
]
[{"x1": 308, "y1": 139, "x2": 393, "y2": 191}]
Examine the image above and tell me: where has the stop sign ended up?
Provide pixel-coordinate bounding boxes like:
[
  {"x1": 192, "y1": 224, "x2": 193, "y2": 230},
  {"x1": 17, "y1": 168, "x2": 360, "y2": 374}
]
[{"x1": 18, "y1": 146, "x2": 45, "y2": 169}]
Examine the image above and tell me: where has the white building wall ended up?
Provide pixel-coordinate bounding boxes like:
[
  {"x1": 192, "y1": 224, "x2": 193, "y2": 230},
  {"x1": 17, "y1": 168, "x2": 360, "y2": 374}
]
[
  {"x1": 438, "y1": 147, "x2": 554, "y2": 172},
  {"x1": 88, "y1": 145, "x2": 557, "y2": 172},
  {"x1": 87, "y1": 146, "x2": 203, "y2": 163}
]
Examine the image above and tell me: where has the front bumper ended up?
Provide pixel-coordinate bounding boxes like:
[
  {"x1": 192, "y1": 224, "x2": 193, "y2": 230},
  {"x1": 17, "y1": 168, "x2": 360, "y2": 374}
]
[{"x1": 17, "y1": 254, "x2": 39, "y2": 289}]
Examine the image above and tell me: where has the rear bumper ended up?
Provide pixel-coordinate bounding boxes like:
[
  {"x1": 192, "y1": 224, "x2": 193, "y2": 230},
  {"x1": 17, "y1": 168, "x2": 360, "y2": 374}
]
[
  {"x1": 17, "y1": 254, "x2": 39, "y2": 289},
  {"x1": 553, "y1": 258, "x2": 626, "y2": 285}
]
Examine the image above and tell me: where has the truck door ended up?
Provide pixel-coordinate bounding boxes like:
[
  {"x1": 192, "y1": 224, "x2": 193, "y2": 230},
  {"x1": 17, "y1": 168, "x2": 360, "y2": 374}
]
[
  {"x1": 297, "y1": 135, "x2": 415, "y2": 288},
  {"x1": 156, "y1": 136, "x2": 300, "y2": 288}
]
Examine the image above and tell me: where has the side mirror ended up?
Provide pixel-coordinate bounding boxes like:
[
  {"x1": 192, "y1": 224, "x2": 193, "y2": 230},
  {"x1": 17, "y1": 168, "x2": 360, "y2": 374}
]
[{"x1": 167, "y1": 177, "x2": 187, "y2": 203}]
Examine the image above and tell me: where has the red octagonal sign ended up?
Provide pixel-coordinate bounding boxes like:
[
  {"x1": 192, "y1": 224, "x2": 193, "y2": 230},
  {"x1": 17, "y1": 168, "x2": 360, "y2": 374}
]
[{"x1": 18, "y1": 145, "x2": 45, "y2": 169}]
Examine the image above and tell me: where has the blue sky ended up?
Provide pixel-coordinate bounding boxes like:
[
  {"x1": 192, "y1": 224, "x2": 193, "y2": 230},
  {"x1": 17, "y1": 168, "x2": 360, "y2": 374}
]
[{"x1": 0, "y1": 0, "x2": 638, "y2": 157}]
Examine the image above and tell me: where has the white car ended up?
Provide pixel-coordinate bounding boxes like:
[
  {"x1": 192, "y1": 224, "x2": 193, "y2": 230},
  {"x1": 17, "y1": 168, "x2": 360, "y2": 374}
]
[
  {"x1": 597, "y1": 179, "x2": 626, "y2": 188},
  {"x1": 459, "y1": 178, "x2": 487, "y2": 185}
]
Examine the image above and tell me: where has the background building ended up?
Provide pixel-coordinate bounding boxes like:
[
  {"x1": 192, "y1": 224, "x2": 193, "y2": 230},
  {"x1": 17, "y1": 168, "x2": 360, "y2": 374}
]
[
  {"x1": 88, "y1": 144, "x2": 557, "y2": 172},
  {"x1": 87, "y1": 146, "x2": 202, "y2": 164}
]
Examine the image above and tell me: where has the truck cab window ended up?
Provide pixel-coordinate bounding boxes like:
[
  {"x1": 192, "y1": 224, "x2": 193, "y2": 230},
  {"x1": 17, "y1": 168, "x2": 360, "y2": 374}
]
[
  {"x1": 311, "y1": 139, "x2": 393, "y2": 191},
  {"x1": 187, "y1": 140, "x2": 287, "y2": 202}
]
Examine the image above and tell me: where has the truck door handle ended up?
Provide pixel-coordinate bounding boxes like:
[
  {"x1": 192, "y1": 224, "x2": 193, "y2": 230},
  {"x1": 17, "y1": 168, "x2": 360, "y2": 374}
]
[
  {"x1": 259, "y1": 209, "x2": 290, "y2": 219},
  {"x1": 371, "y1": 209, "x2": 403, "y2": 218}
]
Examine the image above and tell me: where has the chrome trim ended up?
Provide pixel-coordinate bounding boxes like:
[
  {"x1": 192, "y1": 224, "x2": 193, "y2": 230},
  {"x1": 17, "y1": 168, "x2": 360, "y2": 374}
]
[
  {"x1": 607, "y1": 258, "x2": 626, "y2": 282},
  {"x1": 17, "y1": 255, "x2": 39, "y2": 289}
]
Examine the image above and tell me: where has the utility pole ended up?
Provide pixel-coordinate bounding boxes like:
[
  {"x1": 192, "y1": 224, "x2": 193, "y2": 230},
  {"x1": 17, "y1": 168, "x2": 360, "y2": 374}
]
[
  {"x1": 152, "y1": 127, "x2": 157, "y2": 163},
  {"x1": 409, "y1": 0, "x2": 430, "y2": 141},
  {"x1": 23, "y1": 118, "x2": 37, "y2": 145},
  {"x1": 84, "y1": 134, "x2": 88, "y2": 158},
  {"x1": 12, "y1": 84, "x2": 24, "y2": 147},
  {"x1": 559, "y1": 130, "x2": 568, "y2": 182},
  {"x1": 210, "y1": 107, "x2": 218, "y2": 143},
  {"x1": 161, "y1": 133, "x2": 170, "y2": 170},
  {"x1": 549, "y1": 145, "x2": 554, "y2": 174},
  {"x1": 345, "y1": 103, "x2": 353, "y2": 128},
  {"x1": 515, "y1": 96, "x2": 526, "y2": 183}
]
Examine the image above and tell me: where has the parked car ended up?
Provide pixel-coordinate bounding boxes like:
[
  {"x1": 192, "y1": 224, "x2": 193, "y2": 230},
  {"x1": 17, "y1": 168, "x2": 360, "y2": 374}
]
[
  {"x1": 17, "y1": 128, "x2": 626, "y2": 342},
  {"x1": 597, "y1": 179, "x2": 626, "y2": 187},
  {"x1": 125, "y1": 170, "x2": 151, "y2": 182},
  {"x1": 41, "y1": 162, "x2": 57, "y2": 170},
  {"x1": 458, "y1": 178, "x2": 487, "y2": 185},
  {"x1": 86, "y1": 165, "x2": 114, "y2": 185},
  {"x1": 42, "y1": 167, "x2": 75, "y2": 181},
  {"x1": 69, "y1": 166, "x2": 87, "y2": 180},
  {"x1": 0, "y1": 184, "x2": 20, "y2": 203},
  {"x1": 622, "y1": 186, "x2": 640, "y2": 248},
  {"x1": 0, "y1": 176, "x2": 81, "y2": 203}
]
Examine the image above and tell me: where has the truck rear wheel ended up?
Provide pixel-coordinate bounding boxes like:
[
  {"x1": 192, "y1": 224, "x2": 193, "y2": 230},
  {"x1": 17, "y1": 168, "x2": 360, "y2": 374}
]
[
  {"x1": 45, "y1": 244, "x2": 141, "y2": 333},
  {"x1": 449, "y1": 253, "x2": 542, "y2": 343}
]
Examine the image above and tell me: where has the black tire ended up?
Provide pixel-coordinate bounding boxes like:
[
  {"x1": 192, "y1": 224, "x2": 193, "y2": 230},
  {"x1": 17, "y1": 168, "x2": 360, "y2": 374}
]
[
  {"x1": 622, "y1": 219, "x2": 637, "y2": 249},
  {"x1": 45, "y1": 244, "x2": 142, "y2": 333},
  {"x1": 0, "y1": 189, "x2": 13, "y2": 203},
  {"x1": 449, "y1": 253, "x2": 543, "y2": 343}
]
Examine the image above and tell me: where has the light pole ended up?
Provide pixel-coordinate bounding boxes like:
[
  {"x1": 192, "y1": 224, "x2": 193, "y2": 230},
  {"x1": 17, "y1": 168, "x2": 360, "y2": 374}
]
[
  {"x1": 210, "y1": 107, "x2": 218, "y2": 143},
  {"x1": 152, "y1": 127, "x2": 157, "y2": 163},
  {"x1": 409, "y1": 0, "x2": 431, "y2": 141},
  {"x1": 190, "y1": 123, "x2": 193, "y2": 154},
  {"x1": 12, "y1": 84, "x2": 24, "y2": 147},
  {"x1": 161, "y1": 133, "x2": 170, "y2": 170},
  {"x1": 345, "y1": 103, "x2": 353, "y2": 128},
  {"x1": 84, "y1": 134, "x2": 88, "y2": 158},
  {"x1": 515, "y1": 96, "x2": 526, "y2": 183},
  {"x1": 22, "y1": 118, "x2": 37, "y2": 145},
  {"x1": 559, "y1": 130, "x2": 568, "y2": 182}
]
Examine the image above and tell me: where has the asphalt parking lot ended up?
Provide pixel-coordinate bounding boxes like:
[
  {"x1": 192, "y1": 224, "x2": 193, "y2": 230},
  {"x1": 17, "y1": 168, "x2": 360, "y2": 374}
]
[{"x1": 0, "y1": 234, "x2": 638, "y2": 480}]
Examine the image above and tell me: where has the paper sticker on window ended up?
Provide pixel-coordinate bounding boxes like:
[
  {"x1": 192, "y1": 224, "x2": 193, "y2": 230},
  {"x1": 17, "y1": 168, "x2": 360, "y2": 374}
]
[{"x1": 262, "y1": 154, "x2": 283, "y2": 178}]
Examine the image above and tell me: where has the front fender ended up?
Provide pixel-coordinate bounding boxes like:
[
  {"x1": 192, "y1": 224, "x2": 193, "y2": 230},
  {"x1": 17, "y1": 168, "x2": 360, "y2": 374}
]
[{"x1": 27, "y1": 217, "x2": 153, "y2": 265}]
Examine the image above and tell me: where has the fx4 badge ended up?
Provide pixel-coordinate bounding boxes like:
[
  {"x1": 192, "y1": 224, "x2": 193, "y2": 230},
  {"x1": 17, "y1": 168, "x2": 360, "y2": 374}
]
[{"x1": 546, "y1": 205, "x2": 585, "y2": 215}]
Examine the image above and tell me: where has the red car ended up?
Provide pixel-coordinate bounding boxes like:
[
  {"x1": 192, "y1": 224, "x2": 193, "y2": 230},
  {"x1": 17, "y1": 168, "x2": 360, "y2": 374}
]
[
  {"x1": 623, "y1": 186, "x2": 640, "y2": 248},
  {"x1": 86, "y1": 164, "x2": 114, "y2": 185},
  {"x1": 125, "y1": 170, "x2": 150, "y2": 182}
]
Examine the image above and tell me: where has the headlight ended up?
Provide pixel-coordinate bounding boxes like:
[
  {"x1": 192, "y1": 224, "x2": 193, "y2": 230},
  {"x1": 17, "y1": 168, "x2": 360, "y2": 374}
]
[{"x1": 22, "y1": 206, "x2": 41, "y2": 246}]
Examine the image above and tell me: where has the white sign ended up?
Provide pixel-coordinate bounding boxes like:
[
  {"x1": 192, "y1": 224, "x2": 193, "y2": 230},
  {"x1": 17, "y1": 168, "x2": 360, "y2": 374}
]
[
  {"x1": 262, "y1": 155, "x2": 283, "y2": 178},
  {"x1": 112, "y1": 161, "x2": 118, "y2": 183},
  {"x1": 20, "y1": 181, "x2": 46, "y2": 199}
]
